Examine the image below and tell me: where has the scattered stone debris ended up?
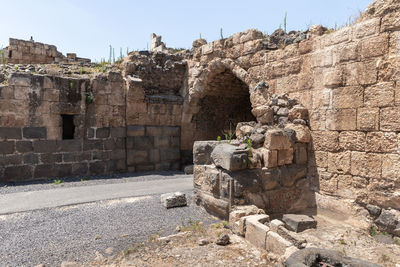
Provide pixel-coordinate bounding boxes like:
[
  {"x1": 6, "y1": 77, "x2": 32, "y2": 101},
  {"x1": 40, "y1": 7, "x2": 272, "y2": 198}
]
[
  {"x1": 216, "y1": 234, "x2": 231, "y2": 246},
  {"x1": 198, "y1": 238, "x2": 209, "y2": 246},
  {"x1": 160, "y1": 192, "x2": 187, "y2": 208}
]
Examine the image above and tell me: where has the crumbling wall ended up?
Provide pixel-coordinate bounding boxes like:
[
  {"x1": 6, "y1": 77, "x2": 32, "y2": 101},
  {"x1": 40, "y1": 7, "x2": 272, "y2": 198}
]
[
  {"x1": 0, "y1": 72, "x2": 126, "y2": 181},
  {"x1": 4, "y1": 38, "x2": 90, "y2": 64},
  {"x1": 187, "y1": 1, "x2": 400, "y2": 212},
  {"x1": 122, "y1": 52, "x2": 186, "y2": 171}
]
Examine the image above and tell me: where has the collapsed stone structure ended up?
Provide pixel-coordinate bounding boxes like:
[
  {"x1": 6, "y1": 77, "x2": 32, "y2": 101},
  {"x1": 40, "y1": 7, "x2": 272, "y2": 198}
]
[
  {"x1": 0, "y1": 0, "x2": 399, "y2": 241},
  {"x1": 1, "y1": 38, "x2": 90, "y2": 64}
]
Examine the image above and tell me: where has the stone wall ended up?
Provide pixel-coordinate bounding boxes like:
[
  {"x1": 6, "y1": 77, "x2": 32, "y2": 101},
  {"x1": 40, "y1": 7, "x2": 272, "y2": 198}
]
[
  {"x1": 0, "y1": 72, "x2": 126, "y2": 181},
  {"x1": 185, "y1": 0, "x2": 400, "y2": 211},
  {"x1": 4, "y1": 38, "x2": 90, "y2": 64}
]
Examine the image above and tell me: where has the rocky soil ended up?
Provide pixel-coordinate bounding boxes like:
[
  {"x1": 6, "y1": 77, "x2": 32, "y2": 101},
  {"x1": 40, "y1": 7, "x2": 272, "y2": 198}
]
[{"x1": 88, "y1": 223, "x2": 271, "y2": 267}]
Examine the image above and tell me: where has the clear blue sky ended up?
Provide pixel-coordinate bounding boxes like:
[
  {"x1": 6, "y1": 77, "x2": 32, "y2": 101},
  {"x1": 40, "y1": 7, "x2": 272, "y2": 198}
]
[{"x1": 1, "y1": 0, "x2": 373, "y2": 62}]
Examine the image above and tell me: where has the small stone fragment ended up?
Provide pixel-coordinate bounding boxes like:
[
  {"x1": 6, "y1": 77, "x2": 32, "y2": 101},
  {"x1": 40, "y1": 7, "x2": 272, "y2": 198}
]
[
  {"x1": 366, "y1": 204, "x2": 382, "y2": 217},
  {"x1": 184, "y1": 165, "x2": 194, "y2": 174},
  {"x1": 160, "y1": 192, "x2": 187, "y2": 208},
  {"x1": 198, "y1": 238, "x2": 209, "y2": 246},
  {"x1": 216, "y1": 234, "x2": 230, "y2": 246}
]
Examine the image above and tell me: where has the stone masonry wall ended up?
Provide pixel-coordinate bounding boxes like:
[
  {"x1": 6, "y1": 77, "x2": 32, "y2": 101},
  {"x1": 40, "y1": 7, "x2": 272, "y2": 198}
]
[
  {"x1": 185, "y1": 1, "x2": 400, "y2": 211},
  {"x1": 0, "y1": 72, "x2": 126, "y2": 181}
]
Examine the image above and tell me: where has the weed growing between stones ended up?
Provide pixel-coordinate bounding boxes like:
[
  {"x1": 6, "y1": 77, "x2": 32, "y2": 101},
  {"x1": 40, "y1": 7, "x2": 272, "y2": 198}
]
[{"x1": 53, "y1": 179, "x2": 64, "y2": 185}]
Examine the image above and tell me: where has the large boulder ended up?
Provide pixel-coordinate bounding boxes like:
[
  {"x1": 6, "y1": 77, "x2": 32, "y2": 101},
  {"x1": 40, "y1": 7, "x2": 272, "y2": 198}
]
[
  {"x1": 211, "y1": 144, "x2": 248, "y2": 171},
  {"x1": 375, "y1": 209, "x2": 400, "y2": 236}
]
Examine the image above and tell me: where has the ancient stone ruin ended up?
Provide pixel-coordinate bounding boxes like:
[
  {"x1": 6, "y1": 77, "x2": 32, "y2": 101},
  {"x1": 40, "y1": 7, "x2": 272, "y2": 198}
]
[{"x1": 1, "y1": 0, "x2": 400, "y2": 264}]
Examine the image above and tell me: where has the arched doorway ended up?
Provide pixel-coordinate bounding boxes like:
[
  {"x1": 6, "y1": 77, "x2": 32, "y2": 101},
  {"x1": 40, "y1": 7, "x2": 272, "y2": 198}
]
[{"x1": 192, "y1": 68, "x2": 255, "y2": 141}]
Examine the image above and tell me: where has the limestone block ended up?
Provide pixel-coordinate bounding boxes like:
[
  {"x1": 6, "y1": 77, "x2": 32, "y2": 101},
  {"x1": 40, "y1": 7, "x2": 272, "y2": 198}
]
[
  {"x1": 364, "y1": 82, "x2": 395, "y2": 107},
  {"x1": 380, "y1": 107, "x2": 400, "y2": 131},
  {"x1": 259, "y1": 148, "x2": 278, "y2": 168},
  {"x1": 252, "y1": 106, "x2": 274, "y2": 125},
  {"x1": 277, "y1": 149, "x2": 293, "y2": 166},
  {"x1": 280, "y1": 165, "x2": 307, "y2": 187},
  {"x1": 375, "y1": 209, "x2": 400, "y2": 236},
  {"x1": 284, "y1": 124, "x2": 310, "y2": 143},
  {"x1": 282, "y1": 214, "x2": 317, "y2": 232},
  {"x1": 239, "y1": 29, "x2": 263, "y2": 43},
  {"x1": 160, "y1": 192, "x2": 187, "y2": 208},
  {"x1": 332, "y1": 86, "x2": 364, "y2": 109},
  {"x1": 229, "y1": 205, "x2": 265, "y2": 236},
  {"x1": 381, "y1": 154, "x2": 400, "y2": 181},
  {"x1": 360, "y1": 33, "x2": 389, "y2": 59},
  {"x1": 277, "y1": 225, "x2": 307, "y2": 248},
  {"x1": 211, "y1": 144, "x2": 248, "y2": 171},
  {"x1": 194, "y1": 190, "x2": 230, "y2": 219},
  {"x1": 339, "y1": 131, "x2": 365, "y2": 151},
  {"x1": 264, "y1": 129, "x2": 292, "y2": 150},
  {"x1": 353, "y1": 18, "x2": 380, "y2": 38},
  {"x1": 327, "y1": 151, "x2": 351, "y2": 174},
  {"x1": 201, "y1": 42, "x2": 213, "y2": 55},
  {"x1": 288, "y1": 105, "x2": 308, "y2": 121},
  {"x1": 323, "y1": 68, "x2": 343, "y2": 88},
  {"x1": 193, "y1": 165, "x2": 220, "y2": 196},
  {"x1": 326, "y1": 109, "x2": 357, "y2": 131},
  {"x1": 366, "y1": 132, "x2": 398, "y2": 153},
  {"x1": 270, "y1": 219, "x2": 285, "y2": 233},
  {"x1": 294, "y1": 143, "x2": 307, "y2": 165},
  {"x1": 357, "y1": 108, "x2": 379, "y2": 131},
  {"x1": 312, "y1": 131, "x2": 339, "y2": 152},
  {"x1": 259, "y1": 167, "x2": 280, "y2": 190},
  {"x1": 235, "y1": 122, "x2": 255, "y2": 140},
  {"x1": 193, "y1": 141, "x2": 220, "y2": 165},
  {"x1": 381, "y1": 11, "x2": 400, "y2": 32},
  {"x1": 350, "y1": 152, "x2": 382, "y2": 179},
  {"x1": 245, "y1": 214, "x2": 270, "y2": 249},
  {"x1": 266, "y1": 231, "x2": 292, "y2": 255}
]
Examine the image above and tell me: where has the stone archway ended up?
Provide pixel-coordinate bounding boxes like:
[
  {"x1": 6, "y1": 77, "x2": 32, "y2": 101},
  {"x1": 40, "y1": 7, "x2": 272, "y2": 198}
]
[{"x1": 184, "y1": 59, "x2": 256, "y2": 143}]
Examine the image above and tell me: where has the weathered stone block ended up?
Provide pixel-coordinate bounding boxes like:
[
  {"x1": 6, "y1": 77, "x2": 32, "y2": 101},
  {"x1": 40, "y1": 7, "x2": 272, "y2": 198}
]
[
  {"x1": 89, "y1": 161, "x2": 105, "y2": 175},
  {"x1": 160, "y1": 192, "x2": 187, "y2": 208},
  {"x1": 245, "y1": 214, "x2": 270, "y2": 249},
  {"x1": 366, "y1": 132, "x2": 397, "y2": 153},
  {"x1": 23, "y1": 153, "x2": 39, "y2": 164},
  {"x1": 364, "y1": 82, "x2": 395, "y2": 107},
  {"x1": 193, "y1": 141, "x2": 220, "y2": 165},
  {"x1": 381, "y1": 154, "x2": 400, "y2": 181},
  {"x1": 284, "y1": 124, "x2": 310, "y2": 143},
  {"x1": 194, "y1": 190, "x2": 230, "y2": 219},
  {"x1": 264, "y1": 129, "x2": 292, "y2": 150},
  {"x1": 83, "y1": 140, "x2": 103, "y2": 151},
  {"x1": 294, "y1": 143, "x2": 307, "y2": 165},
  {"x1": 110, "y1": 127, "x2": 126, "y2": 138},
  {"x1": 126, "y1": 125, "x2": 145, "y2": 136},
  {"x1": 332, "y1": 86, "x2": 363, "y2": 109},
  {"x1": 360, "y1": 34, "x2": 389, "y2": 59},
  {"x1": 381, "y1": 11, "x2": 400, "y2": 32},
  {"x1": 357, "y1": 108, "x2": 379, "y2": 131},
  {"x1": 57, "y1": 140, "x2": 82, "y2": 152},
  {"x1": 3, "y1": 165, "x2": 33, "y2": 181},
  {"x1": 323, "y1": 68, "x2": 343, "y2": 88},
  {"x1": 163, "y1": 126, "x2": 180, "y2": 136},
  {"x1": 259, "y1": 148, "x2": 278, "y2": 168},
  {"x1": 252, "y1": 106, "x2": 274, "y2": 124},
  {"x1": 380, "y1": 107, "x2": 400, "y2": 131},
  {"x1": 375, "y1": 209, "x2": 400, "y2": 236},
  {"x1": 211, "y1": 144, "x2": 248, "y2": 171},
  {"x1": 277, "y1": 148, "x2": 293, "y2": 166},
  {"x1": 266, "y1": 231, "x2": 292, "y2": 255},
  {"x1": 23, "y1": 127, "x2": 47, "y2": 139},
  {"x1": 312, "y1": 131, "x2": 339, "y2": 152},
  {"x1": 270, "y1": 219, "x2": 285, "y2": 233},
  {"x1": 127, "y1": 150, "x2": 148, "y2": 165},
  {"x1": 327, "y1": 151, "x2": 351, "y2": 174},
  {"x1": 282, "y1": 214, "x2": 317, "y2": 232},
  {"x1": 280, "y1": 165, "x2": 307, "y2": 187},
  {"x1": 0, "y1": 141, "x2": 15, "y2": 154},
  {"x1": 193, "y1": 165, "x2": 220, "y2": 196},
  {"x1": 326, "y1": 109, "x2": 356, "y2": 131},
  {"x1": 288, "y1": 105, "x2": 308, "y2": 121},
  {"x1": 0, "y1": 127, "x2": 22, "y2": 140},
  {"x1": 145, "y1": 126, "x2": 163, "y2": 136},
  {"x1": 96, "y1": 127, "x2": 110, "y2": 139},
  {"x1": 353, "y1": 18, "x2": 379, "y2": 38},
  {"x1": 351, "y1": 152, "x2": 382, "y2": 178},
  {"x1": 338, "y1": 131, "x2": 365, "y2": 151},
  {"x1": 126, "y1": 136, "x2": 153, "y2": 150},
  {"x1": 160, "y1": 148, "x2": 180, "y2": 162}
]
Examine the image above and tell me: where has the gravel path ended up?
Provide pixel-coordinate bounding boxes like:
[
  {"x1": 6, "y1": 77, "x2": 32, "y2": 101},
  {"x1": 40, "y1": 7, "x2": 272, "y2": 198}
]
[
  {"x1": 0, "y1": 192, "x2": 216, "y2": 267},
  {"x1": 0, "y1": 171, "x2": 189, "y2": 195}
]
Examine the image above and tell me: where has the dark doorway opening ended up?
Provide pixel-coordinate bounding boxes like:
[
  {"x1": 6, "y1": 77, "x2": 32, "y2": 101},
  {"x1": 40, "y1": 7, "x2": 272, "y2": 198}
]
[
  {"x1": 192, "y1": 69, "x2": 256, "y2": 141},
  {"x1": 62, "y1": 115, "x2": 75, "y2": 139},
  {"x1": 8, "y1": 50, "x2": 12, "y2": 58}
]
